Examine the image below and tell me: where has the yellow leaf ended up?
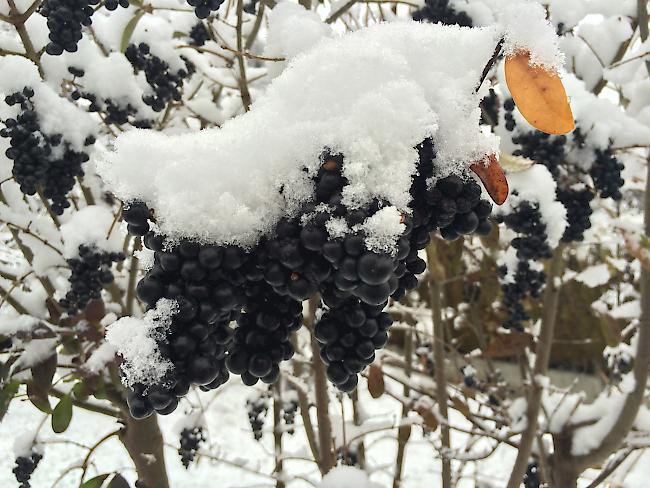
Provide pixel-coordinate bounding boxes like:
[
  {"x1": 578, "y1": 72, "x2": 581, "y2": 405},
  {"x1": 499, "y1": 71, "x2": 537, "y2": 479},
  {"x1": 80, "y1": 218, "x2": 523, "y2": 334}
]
[{"x1": 505, "y1": 51, "x2": 574, "y2": 135}]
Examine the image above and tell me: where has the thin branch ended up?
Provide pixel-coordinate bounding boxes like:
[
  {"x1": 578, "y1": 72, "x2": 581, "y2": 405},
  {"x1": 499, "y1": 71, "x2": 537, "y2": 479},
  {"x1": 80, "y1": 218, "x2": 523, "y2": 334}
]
[
  {"x1": 426, "y1": 242, "x2": 451, "y2": 488},
  {"x1": 507, "y1": 244, "x2": 565, "y2": 488},
  {"x1": 235, "y1": 0, "x2": 252, "y2": 111},
  {"x1": 475, "y1": 38, "x2": 504, "y2": 93},
  {"x1": 308, "y1": 295, "x2": 334, "y2": 474}
]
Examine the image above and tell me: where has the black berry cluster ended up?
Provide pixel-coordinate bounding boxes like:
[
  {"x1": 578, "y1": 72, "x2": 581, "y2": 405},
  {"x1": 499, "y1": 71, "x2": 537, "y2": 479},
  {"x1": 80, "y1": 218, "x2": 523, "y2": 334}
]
[
  {"x1": 498, "y1": 200, "x2": 550, "y2": 329},
  {"x1": 480, "y1": 89, "x2": 499, "y2": 128},
  {"x1": 337, "y1": 445, "x2": 359, "y2": 466},
  {"x1": 315, "y1": 297, "x2": 391, "y2": 392},
  {"x1": 590, "y1": 148, "x2": 624, "y2": 201},
  {"x1": 523, "y1": 461, "x2": 542, "y2": 488},
  {"x1": 12, "y1": 452, "x2": 42, "y2": 488},
  {"x1": 412, "y1": 0, "x2": 472, "y2": 26},
  {"x1": 125, "y1": 43, "x2": 194, "y2": 112},
  {"x1": 512, "y1": 132, "x2": 566, "y2": 178},
  {"x1": 59, "y1": 245, "x2": 125, "y2": 314},
  {"x1": 189, "y1": 22, "x2": 210, "y2": 46},
  {"x1": 411, "y1": 139, "x2": 493, "y2": 245},
  {"x1": 282, "y1": 397, "x2": 298, "y2": 434},
  {"x1": 126, "y1": 235, "x2": 248, "y2": 417},
  {"x1": 1, "y1": 88, "x2": 94, "y2": 214},
  {"x1": 104, "y1": 0, "x2": 129, "y2": 10},
  {"x1": 187, "y1": 0, "x2": 225, "y2": 18},
  {"x1": 226, "y1": 281, "x2": 302, "y2": 386},
  {"x1": 120, "y1": 142, "x2": 495, "y2": 412},
  {"x1": 178, "y1": 426, "x2": 205, "y2": 468},
  {"x1": 503, "y1": 98, "x2": 516, "y2": 132},
  {"x1": 246, "y1": 392, "x2": 269, "y2": 440},
  {"x1": 557, "y1": 187, "x2": 593, "y2": 242},
  {"x1": 39, "y1": 0, "x2": 98, "y2": 55}
]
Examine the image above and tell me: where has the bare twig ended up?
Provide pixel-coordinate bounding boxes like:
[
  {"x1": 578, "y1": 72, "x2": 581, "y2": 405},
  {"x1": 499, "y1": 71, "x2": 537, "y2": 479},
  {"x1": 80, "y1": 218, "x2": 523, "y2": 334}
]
[
  {"x1": 507, "y1": 244, "x2": 565, "y2": 488},
  {"x1": 235, "y1": 0, "x2": 252, "y2": 111}
]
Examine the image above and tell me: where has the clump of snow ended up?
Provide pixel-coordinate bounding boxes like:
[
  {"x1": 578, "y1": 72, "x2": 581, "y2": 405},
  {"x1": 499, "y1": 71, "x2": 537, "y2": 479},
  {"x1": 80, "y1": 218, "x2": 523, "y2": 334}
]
[
  {"x1": 0, "y1": 56, "x2": 96, "y2": 151},
  {"x1": 318, "y1": 466, "x2": 381, "y2": 488},
  {"x1": 11, "y1": 338, "x2": 58, "y2": 372},
  {"x1": 60, "y1": 205, "x2": 124, "y2": 259},
  {"x1": 100, "y1": 22, "x2": 538, "y2": 247},
  {"x1": 574, "y1": 263, "x2": 610, "y2": 288},
  {"x1": 264, "y1": 2, "x2": 333, "y2": 79},
  {"x1": 460, "y1": 0, "x2": 564, "y2": 70},
  {"x1": 0, "y1": 314, "x2": 39, "y2": 336},
  {"x1": 106, "y1": 299, "x2": 177, "y2": 388},
  {"x1": 358, "y1": 206, "x2": 406, "y2": 255},
  {"x1": 83, "y1": 342, "x2": 117, "y2": 375}
]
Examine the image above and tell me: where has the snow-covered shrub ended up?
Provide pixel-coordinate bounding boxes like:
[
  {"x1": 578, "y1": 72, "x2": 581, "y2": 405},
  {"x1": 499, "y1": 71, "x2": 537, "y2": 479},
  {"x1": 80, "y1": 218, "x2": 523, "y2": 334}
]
[{"x1": 0, "y1": 0, "x2": 648, "y2": 486}]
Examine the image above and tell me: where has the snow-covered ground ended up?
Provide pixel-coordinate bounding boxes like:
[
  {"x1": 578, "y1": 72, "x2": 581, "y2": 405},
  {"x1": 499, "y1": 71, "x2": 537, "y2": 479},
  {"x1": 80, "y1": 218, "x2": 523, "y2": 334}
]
[{"x1": 2, "y1": 377, "x2": 648, "y2": 487}]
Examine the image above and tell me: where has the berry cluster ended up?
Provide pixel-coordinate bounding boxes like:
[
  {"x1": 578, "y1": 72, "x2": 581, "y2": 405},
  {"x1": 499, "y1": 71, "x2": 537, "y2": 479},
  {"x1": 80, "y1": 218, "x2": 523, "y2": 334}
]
[
  {"x1": 512, "y1": 132, "x2": 566, "y2": 178},
  {"x1": 523, "y1": 461, "x2": 542, "y2": 488},
  {"x1": 315, "y1": 297, "x2": 392, "y2": 392},
  {"x1": 59, "y1": 245, "x2": 125, "y2": 314},
  {"x1": 189, "y1": 23, "x2": 210, "y2": 46},
  {"x1": 1, "y1": 88, "x2": 94, "y2": 214},
  {"x1": 178, "y1": 426, "x2": 205, "y2": 468},
  {"x1": 557, "y1": 188, "x2": 593, "y2": 242},
  {"x1": 498, "y1": 200, "x2": 550, "y2": 329},
  {"x1": 226, "y1": 281, "x2": 302, "y2": 386},
  {"x1": 120, "y1": 143, "x2": 495, "y2": 412},
  {"x1": 246, "y1": 392, "x2": 269, "y2": 440},
  {"x1": 13, "y1": 452, "x2": 42, "y2": 488},
  {"x1": 126, "y1": 237, "x2": 247, "y2": 417},
  {"x1": 412, "y1": 0, "x2": 472, "y2": 27},
  {"x1": 39, "y1": 0, "x2": 98, "y2": 55},
  {"x1": 125, "y1": 43, "x2": 194, "y2": 112},
  {"x1": 282, "y1": 398, "x2": 298, "y2": 434},
  {"x1": 480, "y1": 89, "x2": 499, "y2": 128},
  {"x1": 187, "y1": 0, "x2": 225, "y2": 19},
  {"x1": 336, "y1": 445, "x2": 360, "y2": 466},
  {"x1": 503, "y1": 98, "x2": 516, "y2": 132},
  {"x1": 590, "y1": 148, "x2": 624, "y2": 201},
  {"x1": 411, "y1": 139, "x2": 492, "y2": 245},
  {"x1": 104, "y1": 0, "x2": 129, "y2": 10}
]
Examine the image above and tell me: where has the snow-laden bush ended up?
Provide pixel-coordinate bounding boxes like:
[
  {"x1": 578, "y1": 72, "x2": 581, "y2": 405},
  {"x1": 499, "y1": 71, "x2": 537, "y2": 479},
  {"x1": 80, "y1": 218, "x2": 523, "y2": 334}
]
[{"x1": 0, "y1": 0, "x2": 649, "y2": 486}]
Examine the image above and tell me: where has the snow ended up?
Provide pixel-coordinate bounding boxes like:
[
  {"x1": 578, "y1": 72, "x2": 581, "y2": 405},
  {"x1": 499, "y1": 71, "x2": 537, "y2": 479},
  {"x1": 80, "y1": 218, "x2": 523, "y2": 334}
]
[
  {"x1": 11, "y1": 338, "x2": 58, "y2": 372},
  {"x1": 106, "y1": 299, "x2": 177, "y2": 388},
  {"x1": 99, "y1": 19, "x2": 563, "y2": 248},
  {"x1": 574, "y1": 263, "x2": 610, "y2": 288},
  {"x1": 570, "y1": 374, "x2": 636, "y2": 456},
  {"x1": 0, "y1": 314, "x2": 39, "y2": 336},
  {"x1": 60, "y1": 205, "x2": 124, "y2": 259},
  {"x1": 83, "y1": 342, "x2": 117, "y2": 375},
  {"x1": 264, "y1": 2, "x2": 333, "y2": 79},
  {"x1": 318, "y1": 466, "x2": 381, "y2": 488},
  {"x1": 0, "y1": 56, "x2": 97, "y2": 151}
]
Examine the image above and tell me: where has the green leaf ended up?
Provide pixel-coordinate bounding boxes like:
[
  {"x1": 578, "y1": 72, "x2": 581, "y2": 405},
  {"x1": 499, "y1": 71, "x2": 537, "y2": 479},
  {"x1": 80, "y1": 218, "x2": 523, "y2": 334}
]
[
  {"x1": 72, "y1": 381, "x2": 89, "y2": 401},
  {"x1": 120, "y1": 11, "x2": 145, "y2": 53},
  {"x1": 80, "y1": 473, "x2": 110, "y2": 488},
  {"x1": 27, "y1": 381, "x2": 51, "y2": 413},
  {"x1": 108, "y1": 473, "x2": 130, "y2": 488},
  {"x1": 0, "y1": 380, "x2": 19, "y2": 422},
  {"x1": 31, "y1": 352, "x2": 57, "y2": 391},
  {"x1": 51, "y1": 395, "x2": 73, "y2": 433}
]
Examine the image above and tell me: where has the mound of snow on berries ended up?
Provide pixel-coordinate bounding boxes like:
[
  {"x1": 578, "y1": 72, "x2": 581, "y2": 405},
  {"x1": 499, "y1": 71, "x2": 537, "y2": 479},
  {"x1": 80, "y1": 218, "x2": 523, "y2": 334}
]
[
  {"x1": 100, "y1": 17, "x2": 561, "y2": 248},
  {"x1": 318, "y1": 466, "x2": 382, "y2": 488},
  {"x1": 60, "y1": 205, "x2": 124, "y2": 258},
  {"x1": 106, "y1": 299, "x2": 176, "y2": 387}
]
